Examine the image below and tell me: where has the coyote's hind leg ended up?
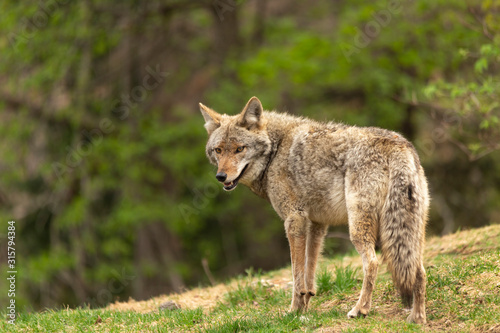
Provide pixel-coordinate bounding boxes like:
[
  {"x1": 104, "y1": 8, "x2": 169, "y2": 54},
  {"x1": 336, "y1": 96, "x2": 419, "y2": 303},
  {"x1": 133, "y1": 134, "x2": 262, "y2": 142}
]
[
  {"x1": 345, "y1": 203, "x2": 379, "y2": 318},
  {"x1": 345, "y1": 170, "x2": 381, "y2": 319},
  {"x1": 347, "y1": 234, "x2": 378, "y2": 319},
  {"x1": 407, "y1": 264, "x2": 426, "y2": 324}
]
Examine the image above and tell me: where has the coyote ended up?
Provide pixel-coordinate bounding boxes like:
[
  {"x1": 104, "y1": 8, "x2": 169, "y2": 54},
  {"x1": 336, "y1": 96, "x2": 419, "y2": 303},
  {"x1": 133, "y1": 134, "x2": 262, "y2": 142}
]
[{"x1": 199, "y1": 97, "x2": 429, "y2": 324}]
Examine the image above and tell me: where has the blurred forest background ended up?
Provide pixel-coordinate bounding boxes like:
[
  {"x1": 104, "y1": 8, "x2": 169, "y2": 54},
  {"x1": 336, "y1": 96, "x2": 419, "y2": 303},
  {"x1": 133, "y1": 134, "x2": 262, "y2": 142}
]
[{"x1": 0, "y1": 0, "x2": 499, "y2": 311}]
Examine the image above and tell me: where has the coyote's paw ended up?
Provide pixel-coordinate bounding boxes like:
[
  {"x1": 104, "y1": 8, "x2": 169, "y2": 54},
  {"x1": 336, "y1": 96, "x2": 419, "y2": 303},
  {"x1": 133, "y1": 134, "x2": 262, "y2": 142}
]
[
  {"x1": 347, "y1": 306, "x2": 368, "y2": 319},
  {"x1": 290, "y1": 290, "x2": 312, "y2": 312},
  {"x1": 407, "y1": 311, "x2": 426, "y2": 324}
]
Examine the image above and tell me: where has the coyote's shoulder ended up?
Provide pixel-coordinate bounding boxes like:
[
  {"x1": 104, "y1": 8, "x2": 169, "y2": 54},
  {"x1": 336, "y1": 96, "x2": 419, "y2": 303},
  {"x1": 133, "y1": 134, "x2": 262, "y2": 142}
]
[{"x1": 199, "y1": 97, "x2": 429, "y2": 324}]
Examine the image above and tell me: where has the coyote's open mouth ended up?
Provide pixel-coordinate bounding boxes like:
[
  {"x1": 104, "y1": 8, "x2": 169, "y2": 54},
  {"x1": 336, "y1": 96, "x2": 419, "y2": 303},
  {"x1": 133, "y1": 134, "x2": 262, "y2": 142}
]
[{"x1": 223, "y1": 164, "x2": 249, "y2": 191}]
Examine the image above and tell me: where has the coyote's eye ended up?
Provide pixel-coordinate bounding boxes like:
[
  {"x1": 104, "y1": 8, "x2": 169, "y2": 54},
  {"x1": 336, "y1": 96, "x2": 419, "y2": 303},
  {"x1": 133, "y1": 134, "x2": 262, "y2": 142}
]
[
  {"x1": 236, "y1": 146, "x2": 245, "y2": 153},
  {"x1": 215, "y1": 148, "x2": 222, "y2": 154}
]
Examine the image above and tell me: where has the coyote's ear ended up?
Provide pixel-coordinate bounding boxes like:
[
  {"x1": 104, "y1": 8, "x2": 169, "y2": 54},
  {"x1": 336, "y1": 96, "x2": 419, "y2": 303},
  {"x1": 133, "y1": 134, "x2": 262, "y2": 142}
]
[
  {"x1": 238, "y1": 96, "x2": 263, "y2": 130},
  {"x1": 199, "y1": 103, "x2": 221, "y2": 135}
]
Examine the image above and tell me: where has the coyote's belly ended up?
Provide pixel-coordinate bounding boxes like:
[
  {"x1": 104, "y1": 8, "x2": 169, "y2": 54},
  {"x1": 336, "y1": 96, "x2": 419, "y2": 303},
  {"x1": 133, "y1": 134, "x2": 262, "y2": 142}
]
[
  {"x1": 301, "y1": 172, "x2": 349, "y2": 226},
  {"x1": 288, "y1": 126, "x2": 350, "y2": 225}
]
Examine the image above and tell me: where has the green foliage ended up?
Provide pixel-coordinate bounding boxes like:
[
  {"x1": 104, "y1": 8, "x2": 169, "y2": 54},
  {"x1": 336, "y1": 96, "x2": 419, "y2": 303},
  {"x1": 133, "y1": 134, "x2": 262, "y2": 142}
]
[{"x1": 421, "y1": 1, "x2": 500, "y2": 160}]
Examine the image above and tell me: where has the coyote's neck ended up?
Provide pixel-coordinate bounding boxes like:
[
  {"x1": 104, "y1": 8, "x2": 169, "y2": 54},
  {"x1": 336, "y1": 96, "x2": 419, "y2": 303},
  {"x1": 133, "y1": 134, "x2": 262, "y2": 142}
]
[
  {"x1": 249, "y1": 138, "x2": 281, "y2": 199},
  {"x1": 247, "y1": 116, "x2": 290, "y2": 199}
]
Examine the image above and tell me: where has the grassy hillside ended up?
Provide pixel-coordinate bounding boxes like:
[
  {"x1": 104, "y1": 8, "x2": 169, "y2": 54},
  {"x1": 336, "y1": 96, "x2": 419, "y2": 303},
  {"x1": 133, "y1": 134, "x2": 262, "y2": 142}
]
[{"x1": 4, "y1": 225, "x2": 500, "y2": 332}]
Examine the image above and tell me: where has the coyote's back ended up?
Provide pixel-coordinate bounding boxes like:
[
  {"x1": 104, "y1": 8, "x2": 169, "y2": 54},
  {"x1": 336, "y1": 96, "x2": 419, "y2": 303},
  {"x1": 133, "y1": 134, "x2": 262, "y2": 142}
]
[{"x1": 199, "y1": 97, "x2": 429, "y2": 324}]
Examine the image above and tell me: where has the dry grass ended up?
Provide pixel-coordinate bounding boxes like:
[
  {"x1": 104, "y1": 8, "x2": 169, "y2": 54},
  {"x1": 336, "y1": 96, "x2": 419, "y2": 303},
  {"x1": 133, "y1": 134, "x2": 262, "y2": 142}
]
[{"x1": 425, "y1": 224, "x2": 500, "y2": 257}]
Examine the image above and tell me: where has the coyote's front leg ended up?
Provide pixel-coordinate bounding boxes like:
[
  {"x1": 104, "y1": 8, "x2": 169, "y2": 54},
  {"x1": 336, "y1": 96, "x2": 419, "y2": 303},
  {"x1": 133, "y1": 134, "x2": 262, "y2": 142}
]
[
  {"x1": 285, "y1": 212, "x2": 309, "y2": 311},
  {"x1": 305, "y1": 222, "x2": 328, "y2": 299}
]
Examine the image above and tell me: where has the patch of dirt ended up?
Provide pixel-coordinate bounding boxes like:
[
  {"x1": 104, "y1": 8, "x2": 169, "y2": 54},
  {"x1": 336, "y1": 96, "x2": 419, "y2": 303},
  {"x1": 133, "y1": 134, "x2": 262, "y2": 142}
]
[
  {"x1": 314, "y1": 321, "x2": 355, "y2": 333},
  {"x1": 107, "y1": 267, "x2": 294, "y2": 313},
  {"x1": 107, "y1": 283, "x2": 231, "y2": 313},
  {"x1": 463, "y1": 271, "x2": 500, "y2": 297},
  {"x1": 472, "y1": 324, "x2": 500, "y2": 333},
  {"x1": 426, "y1": 317, "x2": 457, "y2": 331}
]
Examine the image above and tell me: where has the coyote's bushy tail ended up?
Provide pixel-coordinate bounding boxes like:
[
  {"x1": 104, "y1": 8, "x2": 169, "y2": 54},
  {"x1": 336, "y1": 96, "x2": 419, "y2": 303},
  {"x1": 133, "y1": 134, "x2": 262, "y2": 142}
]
[{"x1": 380, "y1": 150, "x2": 428, "y2": 308}]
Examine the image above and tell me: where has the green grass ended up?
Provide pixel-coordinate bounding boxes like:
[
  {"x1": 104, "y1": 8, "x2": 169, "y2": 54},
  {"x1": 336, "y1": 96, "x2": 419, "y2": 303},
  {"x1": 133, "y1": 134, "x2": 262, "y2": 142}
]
[
  {"x1": 222, "y1": 268, "x2": 287, "y2": 307},
  {"x1": 425, "y1": 250, "x2": 500, "y2": 325},
  {"x1": 3, "y1": 225, "x2": 500, "y2": 332},
  {"x1": 316, "y1": 265, "x2": 359, "y2": 297}
]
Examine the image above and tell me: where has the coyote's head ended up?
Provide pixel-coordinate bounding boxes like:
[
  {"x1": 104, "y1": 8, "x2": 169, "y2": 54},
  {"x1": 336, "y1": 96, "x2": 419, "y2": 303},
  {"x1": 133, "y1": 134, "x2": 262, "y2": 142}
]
[{"x1": 199, "y1": 97, "x2": 272, "y2": 191}]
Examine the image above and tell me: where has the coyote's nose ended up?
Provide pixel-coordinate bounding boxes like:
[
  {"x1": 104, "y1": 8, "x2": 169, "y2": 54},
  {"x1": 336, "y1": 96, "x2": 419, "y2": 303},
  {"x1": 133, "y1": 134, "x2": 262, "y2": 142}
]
[{"x1": 215, "y1": 172, "x2": 227, "y2": 182}]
